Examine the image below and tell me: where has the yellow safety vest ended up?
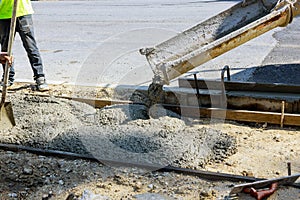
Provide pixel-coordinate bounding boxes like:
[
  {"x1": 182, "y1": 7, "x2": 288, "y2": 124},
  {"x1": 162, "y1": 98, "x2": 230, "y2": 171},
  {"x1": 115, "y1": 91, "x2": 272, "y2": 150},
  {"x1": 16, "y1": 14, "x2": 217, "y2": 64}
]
[{"x1": 0, "y1": 0, "x2": 34, "y2": 19}]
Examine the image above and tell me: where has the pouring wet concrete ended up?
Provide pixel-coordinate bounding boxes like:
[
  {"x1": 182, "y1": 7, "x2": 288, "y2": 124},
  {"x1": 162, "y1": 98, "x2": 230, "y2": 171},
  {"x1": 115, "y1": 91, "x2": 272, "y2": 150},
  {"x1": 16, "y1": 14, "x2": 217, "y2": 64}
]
[{"x1": 0, "y1": 94, "x2": 236, "y2": 170}]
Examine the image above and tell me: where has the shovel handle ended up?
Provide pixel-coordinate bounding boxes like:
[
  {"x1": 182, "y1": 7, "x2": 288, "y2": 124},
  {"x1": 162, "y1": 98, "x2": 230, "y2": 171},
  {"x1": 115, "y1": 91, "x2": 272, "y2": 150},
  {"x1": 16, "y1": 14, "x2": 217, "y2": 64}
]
[{"x1": 1, "y1": 0, "x2": 19, "y2": 105}]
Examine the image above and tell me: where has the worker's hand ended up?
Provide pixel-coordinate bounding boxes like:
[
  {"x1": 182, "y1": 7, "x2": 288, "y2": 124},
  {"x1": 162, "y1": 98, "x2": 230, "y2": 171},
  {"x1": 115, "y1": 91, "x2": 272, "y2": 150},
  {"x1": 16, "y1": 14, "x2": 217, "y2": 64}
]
[{"x1": 0, "y1": 52, "x2": 13, "y2": 65}]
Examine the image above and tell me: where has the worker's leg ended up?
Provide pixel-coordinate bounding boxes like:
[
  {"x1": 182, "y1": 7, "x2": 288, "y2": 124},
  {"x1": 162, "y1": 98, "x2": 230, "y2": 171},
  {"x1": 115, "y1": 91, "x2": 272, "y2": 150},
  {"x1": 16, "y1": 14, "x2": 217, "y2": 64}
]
[
  {"x1": 0, "y1": 18, "x2": 16, "y2": 84},
  {"x1": 16, "y1": 14, "x2": 45, "y2": 80}
]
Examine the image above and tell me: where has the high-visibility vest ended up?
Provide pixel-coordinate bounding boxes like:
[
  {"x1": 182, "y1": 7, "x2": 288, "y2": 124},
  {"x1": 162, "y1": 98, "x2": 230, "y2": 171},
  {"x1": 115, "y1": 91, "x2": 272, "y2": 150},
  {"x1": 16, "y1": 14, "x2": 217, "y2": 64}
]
[{"x1": 0, "y1": 0, "x2": 34, "y2": 19}]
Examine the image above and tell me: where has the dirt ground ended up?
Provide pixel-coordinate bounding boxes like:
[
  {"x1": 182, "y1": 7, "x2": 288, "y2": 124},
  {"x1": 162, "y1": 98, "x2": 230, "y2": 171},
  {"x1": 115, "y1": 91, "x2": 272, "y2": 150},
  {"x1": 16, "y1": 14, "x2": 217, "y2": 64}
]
[
  {"x1": 0, "y1": 85, "x2": 299, "y2": 200},
  {"x1": 0, "y1": 118, "x2": 299, "y2": 200}
]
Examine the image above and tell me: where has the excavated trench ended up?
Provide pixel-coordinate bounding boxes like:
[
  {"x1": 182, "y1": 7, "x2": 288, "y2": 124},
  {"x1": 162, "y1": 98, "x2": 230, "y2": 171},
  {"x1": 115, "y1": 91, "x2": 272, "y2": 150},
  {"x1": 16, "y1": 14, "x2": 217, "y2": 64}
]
[{"x1": 0, "y1": 93, "x2": 237, "y2": 169}]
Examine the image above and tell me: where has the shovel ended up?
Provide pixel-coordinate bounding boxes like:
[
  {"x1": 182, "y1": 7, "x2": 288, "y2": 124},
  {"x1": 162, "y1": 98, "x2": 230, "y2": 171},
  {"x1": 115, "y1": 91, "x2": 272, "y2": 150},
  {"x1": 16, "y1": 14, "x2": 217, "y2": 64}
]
[{"x1": 0, "y1": 0, "x2": 19, "y2": 129}]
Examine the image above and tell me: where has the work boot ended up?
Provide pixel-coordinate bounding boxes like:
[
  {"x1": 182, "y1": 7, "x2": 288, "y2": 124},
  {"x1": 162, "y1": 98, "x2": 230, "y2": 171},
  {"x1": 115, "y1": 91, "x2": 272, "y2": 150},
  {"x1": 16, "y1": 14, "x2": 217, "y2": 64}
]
[
  {"x1": 35, "y1": 77, "x2": 49, "y2": 91},
  {"x1": 0, "y1": 79, "x2": 14, "y2": 87}
]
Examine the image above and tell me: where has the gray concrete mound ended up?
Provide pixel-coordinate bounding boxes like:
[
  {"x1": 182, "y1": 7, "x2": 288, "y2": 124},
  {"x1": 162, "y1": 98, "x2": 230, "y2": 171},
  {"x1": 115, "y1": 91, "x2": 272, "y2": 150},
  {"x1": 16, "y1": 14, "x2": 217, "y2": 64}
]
[
  {"x1": 0, "y1": 94, "x2": 95, "y2": 146},
  {"x1": 0, "y1": 94, "x2": 237, "y2": 169}
]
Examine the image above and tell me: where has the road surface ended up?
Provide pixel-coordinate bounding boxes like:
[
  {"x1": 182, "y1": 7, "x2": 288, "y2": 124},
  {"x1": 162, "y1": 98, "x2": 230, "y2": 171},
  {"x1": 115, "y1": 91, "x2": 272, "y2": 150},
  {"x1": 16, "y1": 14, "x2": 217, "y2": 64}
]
[{"x1": 11, "y1": 0, "x2": 300, "y2": 87}]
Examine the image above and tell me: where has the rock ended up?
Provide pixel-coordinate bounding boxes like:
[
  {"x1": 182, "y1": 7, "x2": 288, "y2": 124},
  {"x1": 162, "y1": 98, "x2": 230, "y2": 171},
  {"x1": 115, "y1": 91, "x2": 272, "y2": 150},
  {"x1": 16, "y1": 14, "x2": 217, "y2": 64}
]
[
  {"x1": 147, "y1": 184, "x2": 154, "y2": 189},
  {"x1": 225, "y1": 161, "x2": 235, "y2": 166},
  {"x1": 241, "y1": 170, "x2": 254, "y2": 177},
  {"x1": 23, "y1": 166, "x2": 33, "y2": 175},
  {"x1": 200, "y1": 190, "x2": 211, "y2": 197},
  {"x1": 58, "y1": 180, "x2": 64, "y2": 185},
  {"x1": 113, "y1": 175, "x2": 128, "y2": 185},
  {"x1": 96, "y1": 183, "x2": 111, "y2": 189},
  {"x1": 211, "y1": 190, "x2": 217, "y2": 196},
  {"x1": 273, "y1": 135, "x2": 281, "y2": 142},
  {"x1": 262, "y1": 122, "x2": 268, "y2": 128},
  {"x1": 66, "y1": 193, "x2": 76, "y2": 200},
  {"x1": 199, "y1": 190, "x2": 216, "y2": 200},
  {"x1": 42, "y1": 194, "x2": 49, "y2": 200},
  {"x1": 174, "y1": 187, "x2": 185, "y2": 194},
  {"x1": 134, "y1": 181, "x2": 143, "y2": 191},
  {"x1": 19, "y1": 191, "x2": 27, "y2": 198},
  {"x1": 8, "y1": 193, "x2": 18, "y2": 198}
]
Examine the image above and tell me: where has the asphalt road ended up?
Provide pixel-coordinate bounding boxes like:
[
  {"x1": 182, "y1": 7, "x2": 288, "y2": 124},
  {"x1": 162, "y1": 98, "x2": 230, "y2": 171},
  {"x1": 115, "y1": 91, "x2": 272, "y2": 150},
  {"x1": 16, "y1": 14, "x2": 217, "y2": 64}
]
[{"x1": 11, "y1": 0, "x2": 300, "y2": 86}]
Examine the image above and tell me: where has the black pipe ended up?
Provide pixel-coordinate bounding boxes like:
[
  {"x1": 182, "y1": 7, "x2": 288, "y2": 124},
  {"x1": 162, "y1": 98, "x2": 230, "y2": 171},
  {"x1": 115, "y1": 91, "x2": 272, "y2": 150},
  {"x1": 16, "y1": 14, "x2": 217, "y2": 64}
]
[{"x1": 0, "y1": 143, "x2": 299, "y2": 188}]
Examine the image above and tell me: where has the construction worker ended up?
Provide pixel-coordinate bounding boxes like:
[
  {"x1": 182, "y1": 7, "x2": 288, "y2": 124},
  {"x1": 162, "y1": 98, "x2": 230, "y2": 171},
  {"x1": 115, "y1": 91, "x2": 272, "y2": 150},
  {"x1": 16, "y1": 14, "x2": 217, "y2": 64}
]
[
  {"x1": 0, "y1": 52, "x2": 12, "y2": 65},
  {"x1": 0, "y1": 0, "x2": 49, "y2": 91}
]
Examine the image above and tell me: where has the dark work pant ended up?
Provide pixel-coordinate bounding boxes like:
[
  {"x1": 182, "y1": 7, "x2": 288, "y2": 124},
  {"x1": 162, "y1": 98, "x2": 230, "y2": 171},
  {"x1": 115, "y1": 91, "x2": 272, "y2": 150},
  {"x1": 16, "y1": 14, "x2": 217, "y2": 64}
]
[{"x1": 0, "y1": 14, "x2": 45, "y2": 82}]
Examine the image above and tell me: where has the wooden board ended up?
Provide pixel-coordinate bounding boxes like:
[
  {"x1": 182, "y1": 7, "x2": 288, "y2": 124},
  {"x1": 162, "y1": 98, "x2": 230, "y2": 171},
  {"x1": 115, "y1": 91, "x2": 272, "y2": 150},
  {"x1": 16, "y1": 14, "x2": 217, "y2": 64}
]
[{"x1": 165, "y1": 105, "x2": 300, "y2": 126}]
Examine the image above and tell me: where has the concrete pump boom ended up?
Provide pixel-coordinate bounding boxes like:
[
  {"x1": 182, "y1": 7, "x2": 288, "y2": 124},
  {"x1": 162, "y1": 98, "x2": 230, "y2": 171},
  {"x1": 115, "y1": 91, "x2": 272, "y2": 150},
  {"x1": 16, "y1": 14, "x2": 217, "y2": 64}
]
[{"x1": 140, "y1": 0, "x2": 300, "y2": 85}]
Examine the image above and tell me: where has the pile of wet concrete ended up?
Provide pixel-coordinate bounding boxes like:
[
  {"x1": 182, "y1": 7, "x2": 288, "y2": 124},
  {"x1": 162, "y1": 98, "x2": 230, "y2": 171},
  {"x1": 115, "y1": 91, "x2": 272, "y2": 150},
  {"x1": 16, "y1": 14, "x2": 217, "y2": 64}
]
[{"x1": 0, "y1": 94, "x2": 237, "y2": 169}]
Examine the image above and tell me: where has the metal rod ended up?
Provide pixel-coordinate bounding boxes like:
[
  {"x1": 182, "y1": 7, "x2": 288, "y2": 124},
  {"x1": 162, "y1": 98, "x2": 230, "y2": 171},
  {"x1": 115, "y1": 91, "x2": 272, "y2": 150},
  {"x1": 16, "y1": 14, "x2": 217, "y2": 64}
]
[
  {"x1": 0, "y1": 142, "x2": 299, "y2": 188},
  {"x1": 0, "y1": 143, "x2": 270, "y2": 183},
  {"x1": 220, "y1": 65, "x2": 230, "y2": 107},
  {"x1": 287, "y1": 162, "x2": 292, "y2": 176},
  {"x1": 193, "y1": 73, "x2": 201, "y2": 107},
  {"x1": 193, "y1": 73, "x2": 200, "y2": 98}
]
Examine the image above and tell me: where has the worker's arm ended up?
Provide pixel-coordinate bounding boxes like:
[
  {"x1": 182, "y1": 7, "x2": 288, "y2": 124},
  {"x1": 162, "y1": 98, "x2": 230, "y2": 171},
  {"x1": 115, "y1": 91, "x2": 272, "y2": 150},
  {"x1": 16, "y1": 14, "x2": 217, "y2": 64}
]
[{"x1": 0, "y1": 52, "x2": 13, "y2": 65}]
